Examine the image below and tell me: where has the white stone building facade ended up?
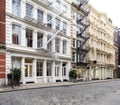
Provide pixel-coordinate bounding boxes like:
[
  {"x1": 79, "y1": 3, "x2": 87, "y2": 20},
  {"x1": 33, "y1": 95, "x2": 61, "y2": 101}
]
[{"x1": 5, "y1": 0, "x2": 71, "y2": 84}]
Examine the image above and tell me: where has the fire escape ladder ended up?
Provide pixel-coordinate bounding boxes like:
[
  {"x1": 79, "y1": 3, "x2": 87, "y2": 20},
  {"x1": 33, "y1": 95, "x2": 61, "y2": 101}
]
[
  {"x1": 77, "y1": 37, "x2": 89, "y2": 51},
  {"x1": 78, "y1": 0, "x2": 89, "y2": 9},
  {"x1": 81, "y1": 24, "x2": 89, "y2": 35},
  {"x1": 77, "y1": 14, "x2": 86, "y2": 22}
]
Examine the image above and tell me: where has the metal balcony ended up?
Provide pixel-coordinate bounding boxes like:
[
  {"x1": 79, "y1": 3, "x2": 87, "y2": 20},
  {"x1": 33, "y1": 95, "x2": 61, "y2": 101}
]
[
  {"x1": 77, "y1": 53, "x2": 89, "y2": 66},
  {"x1": 24, "y1": 16, "x2": 54, "y2": 32},
  {"x1": 80, "y1": 7, "x2": 90, "y2": 16},
  {"x1": 76, "y1": 15, "x2": 86, "y2": 22},
  {"x1": 72, "y1": 0, "x2": 90, "y2": 16},
  {"x1": 24, "y1": 16, "x2": 37, "y2": 24},
  {"x1": 32, "y1": 0, "x2": 53, "y2": 8},
  {"x1": 77, "y1": 45, "x2": 90, "y2": 52},
  {"x1": 77, "y1": 25, "x2": 90, "y2": 37},
  {"x1": 77, "y1": 19, "x2": 89, "y2": 27},
  {"x1": 32, "y1": 0, "x2": 60, "y2": 14}
]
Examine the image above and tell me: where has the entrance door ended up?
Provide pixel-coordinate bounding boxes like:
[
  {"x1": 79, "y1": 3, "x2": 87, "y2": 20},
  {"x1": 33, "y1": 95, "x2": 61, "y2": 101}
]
[{"x1": 25, "y1": 63, "x2": 33, "y2": 77}]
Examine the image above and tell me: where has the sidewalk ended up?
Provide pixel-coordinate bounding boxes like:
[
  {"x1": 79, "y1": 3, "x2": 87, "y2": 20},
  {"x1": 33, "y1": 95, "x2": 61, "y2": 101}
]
[{"x1": 0, "y1": 79, "x2": 120, "y2": 93}]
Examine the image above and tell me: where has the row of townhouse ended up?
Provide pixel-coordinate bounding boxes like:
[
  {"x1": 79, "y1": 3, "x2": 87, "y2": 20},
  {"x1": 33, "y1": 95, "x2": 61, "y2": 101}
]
[
  {"x1": 87, "y1": 5, "x2": 115, "y2": 80},
  {"x1": 0, "y1": 0, "x2": 116, "y2": 85}
]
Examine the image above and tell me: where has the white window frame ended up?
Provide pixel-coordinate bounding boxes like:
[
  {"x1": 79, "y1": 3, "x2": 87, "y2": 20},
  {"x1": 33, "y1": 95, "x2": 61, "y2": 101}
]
[
  {"x1": 47, "y1": 61, "x2": 52, "y2": 76},
  {"x1": 55, "y1": 38, "x2": 60, "y2": 52},
  {"x1": 12, "y1": 0, "x2": 21, "y2": 17},
  {"x1": 55, "y1": 62, "x2": 60, "y2": 76},
  {"x1": 36, "y1": 60, "x2": 43, "y2": 76},
  {"x1": 62, "y1": 63, "x2": 67, "y2": 76},
  {"x1": 37, "y1": 9, "x2": 43, "y2": 22},
  {"x1": 63, "y1": 22, "x2": 67, "y2": 35},
  {"x1": 37, "y1": 32, "x2": 43, "y2": 48},
  {"x1": 26, "y1": 28, "x2": 33, "y2": 47},
  {"x1": 55, "y1": 18, "x2": 60, "y2": 30},
  {"x1": 26, "y1": 3, "x2": 33, "y2": 18},
  {"x1": 47, "y1": 35, "x2": 52, "y2": 50},
  {"x1": 47, "y1": 14, "x2": 52, "y2": 28},
  {"x1": 12, "y1": 24, "x2": 21, "y2": 45},
  {"x1": 63, "y1": 40, "x2": 67, "y2": 54}
]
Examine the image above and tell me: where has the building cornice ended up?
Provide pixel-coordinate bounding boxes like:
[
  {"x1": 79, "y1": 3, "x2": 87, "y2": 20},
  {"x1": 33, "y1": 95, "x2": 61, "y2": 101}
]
[{"x1": 6, "y1": 47, "x2": 71, "y2": 60}]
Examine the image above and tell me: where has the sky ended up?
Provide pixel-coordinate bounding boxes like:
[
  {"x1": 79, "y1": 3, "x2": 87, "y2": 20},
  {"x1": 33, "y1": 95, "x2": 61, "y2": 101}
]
[{"x1": 89, "y1": 0, "x2": 120, "y2": 27}]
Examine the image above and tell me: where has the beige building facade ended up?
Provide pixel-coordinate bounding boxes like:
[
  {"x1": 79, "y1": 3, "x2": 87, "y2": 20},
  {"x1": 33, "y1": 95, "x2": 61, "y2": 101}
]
[{"x1": 87, "y1": 5, "x2": 115, "y2": 80}]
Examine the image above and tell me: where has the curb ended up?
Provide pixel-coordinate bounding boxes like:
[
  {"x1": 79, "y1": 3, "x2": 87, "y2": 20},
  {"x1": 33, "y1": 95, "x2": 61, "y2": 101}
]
[{"x1": 0, "y1": 79, "x2": 120, "y2": 93}]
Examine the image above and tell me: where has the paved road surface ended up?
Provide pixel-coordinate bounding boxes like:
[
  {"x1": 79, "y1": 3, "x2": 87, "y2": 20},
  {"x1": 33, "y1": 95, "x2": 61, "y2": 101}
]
[{"x1": 0, "y1": 80, "x2": 120, "y2": 105}]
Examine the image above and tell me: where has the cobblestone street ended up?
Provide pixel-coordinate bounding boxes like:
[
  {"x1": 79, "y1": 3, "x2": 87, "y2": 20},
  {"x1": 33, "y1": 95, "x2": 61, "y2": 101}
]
[{"x1": 1, "y1": 80, "x2": 120, "y2": 105}]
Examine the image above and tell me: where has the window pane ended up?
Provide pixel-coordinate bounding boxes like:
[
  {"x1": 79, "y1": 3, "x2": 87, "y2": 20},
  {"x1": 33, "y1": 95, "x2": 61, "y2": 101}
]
[
  {"x1": 62, "y1": 63, "x2": 67, "y2": 76},
  {"x1": 37, "y1": 33, "x2": 43, "y2": 48},
  {"x1": 12, "y1": 0, "x2": 21, "y2": 17},
  {"x1": 63, "y1": 22, "x2": 67, "y2": 35},
  {"x1": 37, "y1": 9, "x2": 43, "y2": 22},
  {"x1": 47, "y1": 36, "x2": 52, "y2": 50},
  {"x1": 47, "y1": 15, "x2": 52, "y2": 28},
  {"x1": 12, "y1": 24, "x2": 21, "y2": 45},
  {"x1": 73, "y1": 39, "x2": 76, "y2": 47},
  {"x1": 26, "y1": 3, "x2": 33, "y2": 17},
  {"x1": 72, "y1": 53, "x2": 75, "y2": 62},
  {"x1": 63, "y1": 5, "x2": 67, "y2": 13},
  {"x1": 55, "y1": 62, "x2": 60, "y2": 76},
  {"x1": 37, "y1": 60, "x2": 43, "y2": 76},
  {"x1": 55, "y1": 18, "x2": 60, "y2": 30},
  {"x1": 55, "y1": 38, "x2": 60, "y2": 52},
  {"x1": 26, "y1": 29, "x2": 33, "y2": 47},
  {"x1": 63, "y1": 40, "x2": 67, "y2": 54},
  {"x1": 47, "y1": 61, "x2": 52, "y2": 76}
]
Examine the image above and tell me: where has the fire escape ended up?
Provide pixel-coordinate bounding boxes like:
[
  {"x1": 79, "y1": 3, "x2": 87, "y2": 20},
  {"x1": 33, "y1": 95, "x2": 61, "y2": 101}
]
[{"x1": 72, "y1": 0, "x2": 90, "y2": 66}]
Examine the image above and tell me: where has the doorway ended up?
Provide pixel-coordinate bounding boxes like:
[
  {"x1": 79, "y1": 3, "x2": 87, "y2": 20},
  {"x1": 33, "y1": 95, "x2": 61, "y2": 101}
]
[{"x1": 25, "y1": 63, "x2": 33, "y2": 77}]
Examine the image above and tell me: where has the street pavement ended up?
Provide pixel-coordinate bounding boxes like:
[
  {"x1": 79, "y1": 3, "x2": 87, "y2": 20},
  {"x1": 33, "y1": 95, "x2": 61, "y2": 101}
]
[{"x1": 0, "y1": 80, "x2": 120, "y2": 105}]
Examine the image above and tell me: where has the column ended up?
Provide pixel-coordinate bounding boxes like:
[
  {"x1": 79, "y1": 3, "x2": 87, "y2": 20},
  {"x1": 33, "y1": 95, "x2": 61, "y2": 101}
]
[
  {"x1": 67, "y1": 61, "x2": 71, "y2": 80},
  {"x1": 101, "y1": 67, "x2": 102, "y2": 79},
  {"x1": 67, "y1": 40, "x2": 71, "y2": 55},
  {"x1": 99, "y1": 67, "x2": 102, "y2": 80},
  {"x1": 21, "y1": 0, "x2": 26, "y2": 18},
  {"x1": 8, "y1": 0, "x2": 12, "y2": 14},
  {"x1": 60, "y1": 62, "x2": 63, "y2": 81},
  {"x1": 43, "y1": 60, "x2": 47, "y2": 83},
  {"x1": 102, "y1": 67, "x2": 105, "y2": 79},
  {"x1": 43, "y1": 34, "x2": 47, "y2": 49},
  {"x1": 60, "y1": 39, "x2": 63, "y2": 54},
  {"x1": 21, "y1": 57, "x2": 25, "y2": 84},
  {"x1": 33, "y1": 6, "x2": 37, "y2": 20},
  {"x1": 52, "y1": 61, "x2": 55, "y2": 82},
  {"x1": 21, "y1": 27, "x2": 26, "y2": 46},
  {"x1": 33, "y1": 59, "x2": 37, "y2": 83},
  {"x1": 33, "y1": 31, "x2": 37, "y2": 49},
  {"x1": 111, "y1": 68, "x2": 113, "y2": 78},
  {"x1": 52, "y1": 39, "x2": 55, "y2": 52},
  {"x1": 89, "y1": 66, "x2": 91, "y2": 80},
  {"x1": 52, "y1": 15, "x2": 55, "y2": 30}
]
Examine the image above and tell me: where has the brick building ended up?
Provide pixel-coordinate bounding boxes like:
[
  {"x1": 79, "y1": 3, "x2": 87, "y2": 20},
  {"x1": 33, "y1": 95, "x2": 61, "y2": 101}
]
[{"x1": 0, "y1": 0, "x2": 6, "y2": 85}]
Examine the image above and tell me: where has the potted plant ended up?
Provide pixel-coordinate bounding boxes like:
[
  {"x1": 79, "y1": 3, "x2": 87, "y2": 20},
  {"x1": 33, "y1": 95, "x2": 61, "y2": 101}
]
[
  {"x1": 7, "y1": 68, "x2": 21, "y2": 87},
  {"x1": 69, "y1": 70, "x2": 78, "y2": 82}
]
